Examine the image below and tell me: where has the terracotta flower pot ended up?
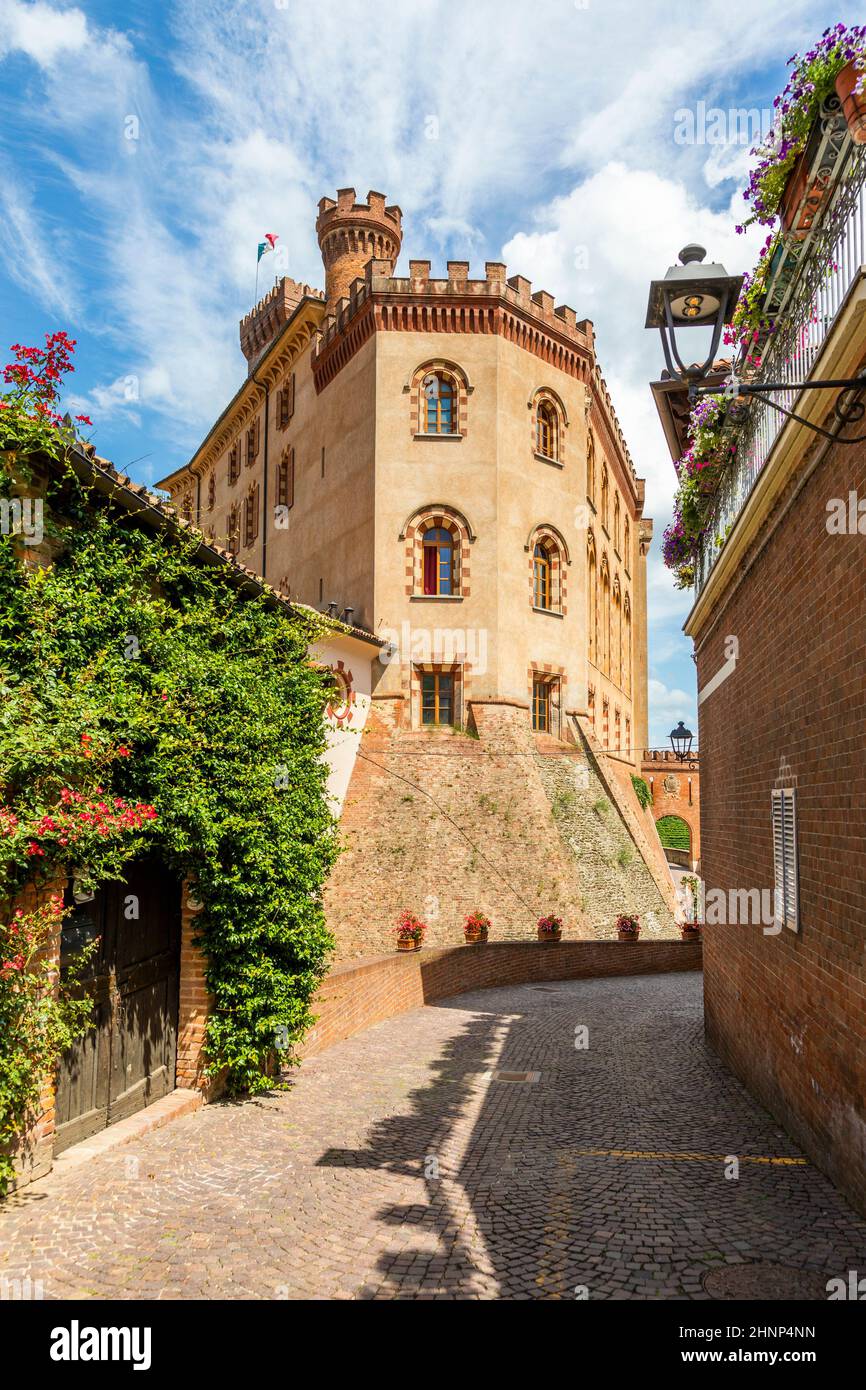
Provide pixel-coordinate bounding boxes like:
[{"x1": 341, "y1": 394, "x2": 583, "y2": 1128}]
[
  {"x1": 780, "y1": 148, "x2": 830, "y2": 240},
  {"x1": 836, "y1": 61, "x2": 866, "y2": 144},
  {"x1": 537, "y1": 928, "x2": 562, "y2": 942},
  {"x1": 464, "y1": 927, "x2": 488, "y2": 944},
  {"x1": 396, "y1": 937, "x2": 421, "y2": 952},
  {"x1": 617, "y1": 928, "x2": 640, "y2": 942},
  {"x1": 680, "y1": 923, "x2": 702, "y2": 941}
]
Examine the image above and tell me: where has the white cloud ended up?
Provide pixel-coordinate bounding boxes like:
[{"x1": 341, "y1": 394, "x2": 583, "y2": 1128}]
[
  {"x1": 0, "y1": 0, "x2": 88, "y2": 67},
  {"x1": 0, "y1": 177, "x2": 77, "y2": 316}
]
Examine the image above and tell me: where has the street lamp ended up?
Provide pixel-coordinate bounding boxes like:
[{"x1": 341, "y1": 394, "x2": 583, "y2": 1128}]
[
  {"x1": 645, "y1": 245, "x2": 743, "y2": 389},
  {"x1": 669, "y1": 721, "x2": 694, "y2": 759},
  {"x1": 647, "y1": 246, "x2": 866, "y2": 438}
]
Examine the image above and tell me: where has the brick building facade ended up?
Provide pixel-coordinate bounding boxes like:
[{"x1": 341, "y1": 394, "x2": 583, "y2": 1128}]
[
  {"x1": 652, "y1": 124, "x2": 866, "y2": 1214},
  {"x1": 641, "y1": 749, "x2": 701, "y2": 870}
]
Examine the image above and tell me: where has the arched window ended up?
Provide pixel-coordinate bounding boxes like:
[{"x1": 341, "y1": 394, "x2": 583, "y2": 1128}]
[
  {"x1": 614, "y1": 494, "x2": 621, "y2": 554},
  {"x1": 244, "y1": 482, "x2": 259, "y2": 548},
  {"x1": 207, "y1": 472, "x2": 215, "y2": 511},
  {"x1": 612, "y1": 581, "x2": 622, "y2": 687},
  {"x1": 421, "y1": 372, "x2": 456, "y2": 434},
  {"x1": 587, "y1": 431, "x2": 595, "y2": 505},
  {"x1": 227, "y1": 503, "x2": 240, "y2": 556},
  {"x1": 533, "y1": 541, "x2": 553, "y2": 609},
  {"x1": 624, "y1": 516, "x2": 631, "y2": 569},
  {"x1": 536, "y1": 402, "x2": 558, "y2": 460},
  {"x1": 422, "y1": 527, "x2": 454, "y2": 595},
  {"x1": 587, "y1": 536, "x2": 598, "y2": 665},
  {"x1": 601, "y1": 466, "x2": 610, "y2": 533},
  {"x1": 624, "y1": 595, "x2": 632, "y2": 696},
  {"x1": 600, "y1": 560, "x2": 611, "y2": 676}
]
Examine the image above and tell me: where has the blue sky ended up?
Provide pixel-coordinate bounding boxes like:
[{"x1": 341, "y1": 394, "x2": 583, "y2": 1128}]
[{"x1": 0, "y1": 1, "x2": 853, "y2": 744}]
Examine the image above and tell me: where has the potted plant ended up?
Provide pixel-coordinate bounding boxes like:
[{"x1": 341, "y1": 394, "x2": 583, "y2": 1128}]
[
  {"x1": 680, "y1": 920, "x2": 703, "y2": 941},
  {"x1": 537, "y1": 914, "x2": 563, "y2": 943},
  {"x1": 836, "y1": 58, "x2": 866, "y2": 143},
  {"x1": 394, "y1": 909, "x2": 426, "y2": 952},
  {"x1": 616, "y1": 913, "x2": 641, "y2": 941},
  {"x1": 464, "y1": 911, "x2": 490, "y2": 944}
]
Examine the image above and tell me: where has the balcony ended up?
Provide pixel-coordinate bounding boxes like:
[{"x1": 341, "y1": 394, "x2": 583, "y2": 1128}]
[{"x1": 694, "y1": 99, "x2": 866, "y2": 596}]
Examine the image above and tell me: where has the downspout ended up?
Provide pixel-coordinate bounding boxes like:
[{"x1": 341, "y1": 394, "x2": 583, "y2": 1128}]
[{"x1": 251, "y1": 367, "x2": 270, "y2": 580}]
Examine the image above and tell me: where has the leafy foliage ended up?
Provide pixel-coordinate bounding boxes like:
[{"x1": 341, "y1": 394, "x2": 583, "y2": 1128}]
[
  {"x1": 0, "y1": 895, "x2": 95, "y2": 1195},
  {"x1": 630, "y1": 775, "x2": 652, "y2": 811},
  {"x1": 1, "y1": 336, "x2": 340, "y2": 1115},
  {"x1": 656, "y1": 815, "x2": 691, "y2": 851}
]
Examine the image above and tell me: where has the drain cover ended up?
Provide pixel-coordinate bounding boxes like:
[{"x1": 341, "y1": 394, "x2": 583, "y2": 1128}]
[
  {"x1": 702, "y1": 1263, "x2": 829, "y2": 1301},
  {"x1": 490, "y1": 1070, "x2": 540, "y2": 1084}
]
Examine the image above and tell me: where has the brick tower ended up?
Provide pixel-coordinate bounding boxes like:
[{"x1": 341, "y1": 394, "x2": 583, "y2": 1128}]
[{"x1": 316, "y1": 188, "x2": 402, "y2": 307}]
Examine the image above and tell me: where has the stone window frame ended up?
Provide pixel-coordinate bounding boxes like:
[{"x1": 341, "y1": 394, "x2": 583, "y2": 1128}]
[
  {"x1": 527, "y1": 661, "x2": 567, "y2": 738},
  {"x1": 400, "y1": 504, "x2": 475, "y2": 600},
  {"x1": 207, "y1": 471, "x2": 216, "y2": 512},
  {"x1": 526, "y1": 522, "x2": 570, "y2": 616},
  {"x1": 529, "y1": 387, "x2": 568, "y2": 468},
  {"x1": 406, "y1": 359, "x2": 472, "y2": 440},
  {"x1": 277, "y1": 373, "x2": 295, "y2": 431},
  {"x1": 227, "y1": 502, "x2": 240, "y2": 556},
  {"x1": 411, "y1": 661, "x2": 463, "y2": 730},
  {"x1": 243, "y1": 481, "x2": 260, "y2": 548},
  {"x1": 245, "y1": 418, "x2": 260, "y2": 468},
  {"x1": 228, "y1": 441, "x2": 241, "y2": 486},
  {"x1": 276, "y1": 446, "x2": 294, "y2": 510},
  {"x1": 587, "y1": 528, "x2": 598, "y2": 665}
]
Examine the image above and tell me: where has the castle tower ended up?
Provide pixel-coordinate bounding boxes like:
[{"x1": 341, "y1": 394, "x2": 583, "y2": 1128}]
[{"x1": 316, "y1": 188, "x2": 402, "y2": 308}]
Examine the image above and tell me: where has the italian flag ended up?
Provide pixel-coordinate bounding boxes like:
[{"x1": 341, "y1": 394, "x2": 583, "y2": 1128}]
[{"x1": 257, "y1": 233, "x2": 278, "y2": 262}]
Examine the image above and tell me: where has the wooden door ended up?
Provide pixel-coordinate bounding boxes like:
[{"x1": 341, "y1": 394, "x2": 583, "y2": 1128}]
[{"x1": 54, "y1": 859, "x2": 181, "y2": 1154}]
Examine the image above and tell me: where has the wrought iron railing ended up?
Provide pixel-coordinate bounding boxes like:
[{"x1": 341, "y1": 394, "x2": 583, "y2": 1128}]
[{"x1": 695, "y1": 101, "x2": 866, "y2": 595}]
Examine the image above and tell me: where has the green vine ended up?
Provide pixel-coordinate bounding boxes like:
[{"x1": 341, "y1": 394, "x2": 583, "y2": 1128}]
[
  {"x1": 1, "y1": 449, "x2": 339, "y2": 1105},
  {"x1": 631, "y1": 775, "x2": 652, "y2": 811}
]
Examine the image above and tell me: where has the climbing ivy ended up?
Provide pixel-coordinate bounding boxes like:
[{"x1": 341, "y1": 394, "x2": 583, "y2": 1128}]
[
  {"x1": 631, "y1": 775, "x2": 652, "y2": 811},
  {"x1": 0, "y1": 463, "x2": 338, "y2": 1098}
]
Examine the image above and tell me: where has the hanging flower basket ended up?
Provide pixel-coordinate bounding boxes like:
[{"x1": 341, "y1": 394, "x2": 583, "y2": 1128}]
[
  {"x1": 464, "y1": 911, "x2": 490, "y2": 944},
  {"x1": 836, "y1": 61, "x2": 866, "y2": 144},
  {"x1": 537, "y1": 914, "x2": 563, "y2": 942}
]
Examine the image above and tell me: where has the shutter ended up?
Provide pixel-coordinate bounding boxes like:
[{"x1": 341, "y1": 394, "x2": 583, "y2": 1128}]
[
  {"x1": 288, "y1": 449, "x2": 294, "y2": 509},
  {"x1": 289, "y1": 373, "x2": 295, "y2": 420},
  {"x1": 771, "y1": 790, "x2": 785, "y2": 929},
  {"x1": 782, "y1": 788, "x2": 799, "y2": 931}
]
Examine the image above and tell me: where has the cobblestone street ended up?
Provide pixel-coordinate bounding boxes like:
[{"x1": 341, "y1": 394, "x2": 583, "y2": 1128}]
[{"x1": 2, "y1": 972, "x2": 864, "y2": 1300}]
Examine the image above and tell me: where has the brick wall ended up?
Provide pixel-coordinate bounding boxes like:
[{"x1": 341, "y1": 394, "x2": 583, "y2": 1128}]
[
  {"x1": 324, "y1": 700, "x2": 677, "y2": 958},
  {"x1": 696, "y1": 430, "x2": 866, "y2": 1216},
  {"x1": 301, "y1": 939, "x2": 702, "y2": 1057}
]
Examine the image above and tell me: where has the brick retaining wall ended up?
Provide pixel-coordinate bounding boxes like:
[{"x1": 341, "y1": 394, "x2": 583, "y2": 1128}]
[{"x1": 301, "y1": 939, "x2": 702, "y2": 1057}]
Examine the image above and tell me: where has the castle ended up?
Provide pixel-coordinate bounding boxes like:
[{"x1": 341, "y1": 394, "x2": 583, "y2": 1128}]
[{"x1": 159, "y1": 190, "x2": 677, "y2": 947}]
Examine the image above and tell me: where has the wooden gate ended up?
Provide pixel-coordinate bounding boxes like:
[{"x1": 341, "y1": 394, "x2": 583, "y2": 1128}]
[{"x1": 54, "y1": 858, "x2": 181, "y2": 1154}]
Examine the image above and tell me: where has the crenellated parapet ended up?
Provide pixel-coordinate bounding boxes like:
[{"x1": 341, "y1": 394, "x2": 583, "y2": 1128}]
[
  {"x1": 310, "y1": 252, "x2": 639, "y2": 492},
  {"x1": 240, "y1": 277, "x2": 324, "y2": 374}
]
